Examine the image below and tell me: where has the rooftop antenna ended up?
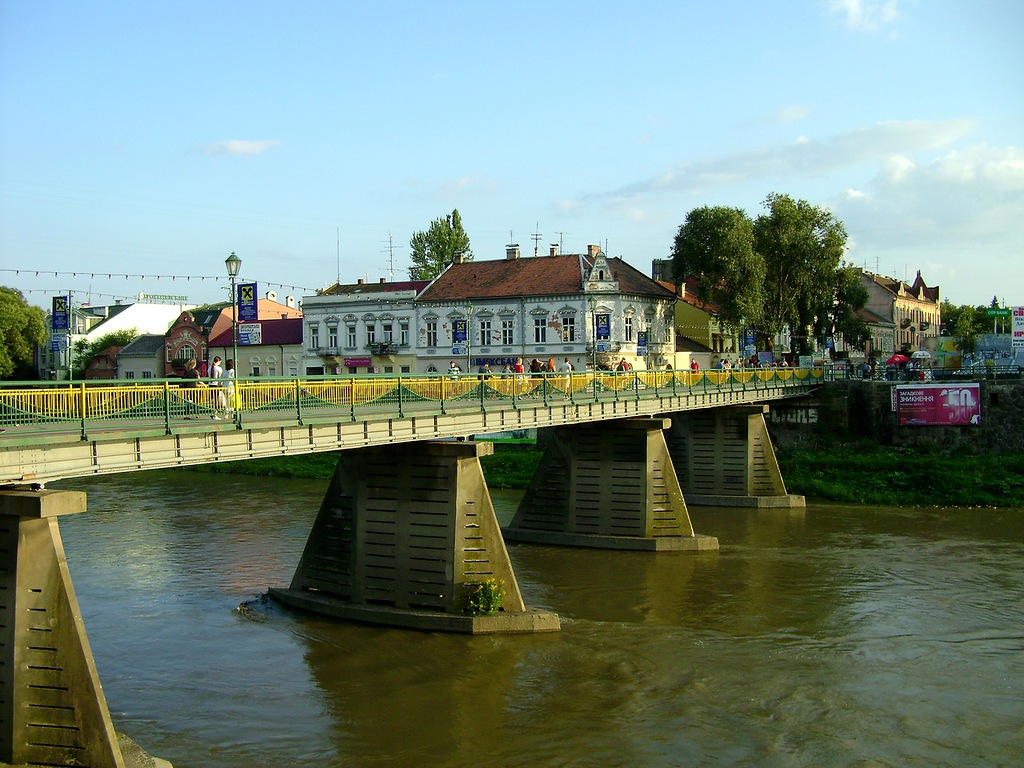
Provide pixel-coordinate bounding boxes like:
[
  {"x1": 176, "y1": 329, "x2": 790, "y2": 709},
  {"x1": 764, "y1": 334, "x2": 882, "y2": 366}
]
[
  {"x1": 336, "y1": 228, "x2": 341, "y2": 286},
  {"x1": 531, "y1": 222, "x2": 542, "y2": 258},
  {"x1": 382, "y1": 232, "x2": 402, "y2": 280},
  {"x1": 554, "y1": 231, "x2": 570, "y2": 251}
]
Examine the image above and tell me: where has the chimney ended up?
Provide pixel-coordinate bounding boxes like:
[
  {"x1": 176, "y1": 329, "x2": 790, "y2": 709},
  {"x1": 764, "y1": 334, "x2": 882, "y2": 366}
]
[
  {"x1": 267, "y1": 290, "x2": 278, "y2": 302},
  {"x1": 506, "y1": 244, "x2": 520, "y2": 260},
  {"x1": 452, "y1": 252, "x2": 464, "y2": 265},
  {"x1": 380, "y1": 277, "x2": 387, "y2": 283},
  {"x1": 286, "y1": 296, "x2": 295, "y2": 308},
  {"x1": 357, "y1": 278, "x2": 364, "y2": 285},
  {"x1": 549, "y1": 244, "x2": 559, "y2": 256},
  {"x1": 587, "y1": 245, "x2": 600, "y2": 258}
]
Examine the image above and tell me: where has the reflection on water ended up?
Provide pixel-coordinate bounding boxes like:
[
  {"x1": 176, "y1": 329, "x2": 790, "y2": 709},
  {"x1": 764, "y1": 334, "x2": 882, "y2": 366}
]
[{"x1": 54, "y1": 472, "x2": 1024, "y2": 768}]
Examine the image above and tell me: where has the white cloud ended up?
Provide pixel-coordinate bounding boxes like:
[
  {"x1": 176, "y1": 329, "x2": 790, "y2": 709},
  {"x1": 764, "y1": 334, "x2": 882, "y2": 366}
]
[
  {"x1": 777, "y1": 106, "x2": 811, "y2": 123},
  {"x1": 582, "y1": 118, "x2": 976, "y2": 203},
  {"x1": 203, "y1": 140, "x2": 280, "y2": 156},
  {"x1": 845, "y1": 187, "x2": 868, "y2": 199},
  {"x1": 828, "y1": 0, "x2": 901, "y2": 32}
]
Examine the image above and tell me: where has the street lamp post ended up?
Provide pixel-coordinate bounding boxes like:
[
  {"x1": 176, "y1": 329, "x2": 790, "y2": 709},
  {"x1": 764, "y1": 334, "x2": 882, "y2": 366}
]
[
  {"x1": 225, "y1": 252, "x2": 241, "y2": 394},
  {"x1": 466, "y1": 302, "x2": 473, "y2": 374}
]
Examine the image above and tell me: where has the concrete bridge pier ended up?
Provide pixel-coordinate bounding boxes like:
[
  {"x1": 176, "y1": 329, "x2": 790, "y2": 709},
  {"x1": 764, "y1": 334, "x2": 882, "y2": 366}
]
[
  {"x1": 0, "y1": 490, "x2": 127, "y2": 768},
  {"x1": 270, "y1": 441, "x2": 559, "y2": 634},
  {"x1": 667, "y1": 405, "x2": 806, "y2": 508},
  {"x1": 503, "y1": 418, "x2": 719, "y2": 551}
]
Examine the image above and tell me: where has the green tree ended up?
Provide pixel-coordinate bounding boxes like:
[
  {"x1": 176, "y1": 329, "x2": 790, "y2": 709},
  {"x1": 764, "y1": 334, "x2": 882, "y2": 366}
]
[
  {"x1": 669, "y1": 206, "x2": 765, "y2": 331},
  {"x1": 71, "y1": 328, "x2": 138, "y2": 379},
  {"x1": 408, "y1": 209, "x2": 473, "y2": 280},
  {"x1": 0, "y1": 286, "x2": 47, "y2": 379},
  {"x1": 754, "y1": 193, "x2": 848, "y2": 356},
  {"x1": 816, "y1": 264, "x2": 869, "y2": 356}
]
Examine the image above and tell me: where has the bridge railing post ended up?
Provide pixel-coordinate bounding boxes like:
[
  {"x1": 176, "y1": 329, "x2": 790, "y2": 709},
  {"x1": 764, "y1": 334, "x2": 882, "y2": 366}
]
[{"x1": 295, "y1": 379, "x2": 302, "y2": 423}]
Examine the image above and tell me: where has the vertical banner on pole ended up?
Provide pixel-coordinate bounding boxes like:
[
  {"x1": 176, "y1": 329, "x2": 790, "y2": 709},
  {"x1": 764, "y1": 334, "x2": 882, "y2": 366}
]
[
  {"x1": 51, "y1": 296, "x2": 69, "y2": 331},
  {"x1": 237, "y1": 282, "x2": 258, "y2": 323}
]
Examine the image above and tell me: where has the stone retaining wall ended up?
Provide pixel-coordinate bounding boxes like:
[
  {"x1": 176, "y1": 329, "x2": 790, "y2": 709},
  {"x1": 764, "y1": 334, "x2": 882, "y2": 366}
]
[{"x1": 768, "y1": 380, "x2": 1024, "y2": 454}]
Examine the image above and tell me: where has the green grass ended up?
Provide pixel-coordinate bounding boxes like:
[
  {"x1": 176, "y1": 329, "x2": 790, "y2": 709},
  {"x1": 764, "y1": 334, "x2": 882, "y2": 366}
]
[
  {"x1": 776, "y1": 441, "x2": 1024, "y2": 507},
  {"x1": 186, "y1": 439, "x2": 1024, "y2": 508}
]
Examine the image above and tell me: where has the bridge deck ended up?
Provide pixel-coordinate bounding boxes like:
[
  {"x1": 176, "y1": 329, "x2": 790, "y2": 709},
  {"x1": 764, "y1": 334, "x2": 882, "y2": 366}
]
[{"x1": 1, "y1": 369, "x2": 822, "y2": 486}]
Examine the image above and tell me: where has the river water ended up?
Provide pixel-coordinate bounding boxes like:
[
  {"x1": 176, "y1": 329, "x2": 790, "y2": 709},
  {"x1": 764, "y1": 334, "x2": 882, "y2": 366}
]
[{"x1": 52, "y1": 470, "x2": 1022, "y2": 768}]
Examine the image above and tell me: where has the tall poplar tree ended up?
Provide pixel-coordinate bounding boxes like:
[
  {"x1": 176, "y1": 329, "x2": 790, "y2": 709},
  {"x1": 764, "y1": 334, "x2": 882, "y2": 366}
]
[{"x1": 408, "y1": 209, "x2": 473, "y2": 280}]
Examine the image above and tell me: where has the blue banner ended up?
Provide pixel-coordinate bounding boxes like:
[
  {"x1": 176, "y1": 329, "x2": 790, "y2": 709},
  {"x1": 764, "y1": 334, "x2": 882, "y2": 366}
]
[
  {"x1": 237, "y1": 282, "x2": 258, "y2": 322},
  {"x1": 452, "y1": 318, "x2": 467, "y2": 343},
  {"x1": 52, "y1": 296, "x2": 69, "y2": 331},
  {"x1": 595, "y1": 313, "x2": 610, "y2": 340},
  {"x1": 637, "y1": 330, "x2": 647, "y2": 355}
]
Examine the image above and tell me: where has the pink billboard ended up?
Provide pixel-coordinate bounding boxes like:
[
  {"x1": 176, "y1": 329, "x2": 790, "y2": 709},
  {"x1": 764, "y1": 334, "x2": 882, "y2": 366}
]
[{"x1": 893, "y1": 383, "x2": 981, "y2": 426}]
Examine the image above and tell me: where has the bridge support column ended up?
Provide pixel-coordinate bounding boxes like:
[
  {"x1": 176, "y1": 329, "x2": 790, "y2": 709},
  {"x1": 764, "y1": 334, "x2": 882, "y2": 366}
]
[
  {"x1": 0, "y1": 490, "x2": 127, "y2": 768},
  {"x1": 667, "y1": 405, "x2": 805, "y2": 508},
  {"x1": 503, "y1": 418, "x2": 718, "y2": 551},
  {"x1": 270, "y1": 441, "x2": 559, "y2": 634}
]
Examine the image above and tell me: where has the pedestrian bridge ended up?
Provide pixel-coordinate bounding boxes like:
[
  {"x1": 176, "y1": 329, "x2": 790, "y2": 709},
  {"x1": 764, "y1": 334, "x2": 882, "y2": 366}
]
[
  {"x1": 0, "y1": 368, "x2": 822, "y2": 486},
  {"x1": 0, "y1": 368, "x2": 823, "y2": 767}
]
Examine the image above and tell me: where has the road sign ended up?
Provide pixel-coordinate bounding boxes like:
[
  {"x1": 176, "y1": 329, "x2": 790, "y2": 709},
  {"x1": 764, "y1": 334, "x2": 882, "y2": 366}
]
[{"x1": 985, "y1": 308, "x2": 1011, "y2": 318}]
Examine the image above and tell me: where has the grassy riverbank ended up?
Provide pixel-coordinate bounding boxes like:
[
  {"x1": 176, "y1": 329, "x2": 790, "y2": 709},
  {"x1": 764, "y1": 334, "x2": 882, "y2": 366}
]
[
  {"x1": 775, "y1": 442, "x2": 1024, "y2": 508},
  {"x1": 193, "y1": 442, "x2": 1024, "y2": 508}
]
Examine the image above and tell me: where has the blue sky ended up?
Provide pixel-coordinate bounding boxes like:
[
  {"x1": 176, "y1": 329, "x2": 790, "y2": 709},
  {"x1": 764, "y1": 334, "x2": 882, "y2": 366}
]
[{"x1": 2, "y1": 0, "x2": 1021, "y2": 311}]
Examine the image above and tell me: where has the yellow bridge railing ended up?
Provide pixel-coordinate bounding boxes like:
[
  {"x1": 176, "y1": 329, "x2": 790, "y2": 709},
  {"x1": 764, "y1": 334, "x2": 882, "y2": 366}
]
[{"x1": 0, "y1": 368, "x2": 825, "y2": 441}]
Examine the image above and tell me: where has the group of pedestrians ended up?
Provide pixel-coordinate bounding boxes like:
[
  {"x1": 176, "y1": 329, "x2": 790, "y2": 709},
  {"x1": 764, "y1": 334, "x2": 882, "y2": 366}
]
[{"x1": 179, "y1": 356, "x2": 235, "y2": 419}]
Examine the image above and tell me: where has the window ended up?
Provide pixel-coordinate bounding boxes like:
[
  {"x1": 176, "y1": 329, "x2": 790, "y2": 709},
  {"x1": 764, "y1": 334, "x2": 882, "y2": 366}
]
[
  {"x1": 400, "y1": 365, "x2": 410, "y2": 373},
  {"x1": 366, "y1": 325, "x2": 376, "y2": 346},
  {"x1": 268, "y1": 365, "x2": 277, "y2": 377},
  {"x1": 309, "y1": 326, "x2": 320, "y2": 350},
  {"x1": 624, "y1": 316, "x2": 634, "y2": 342},
  {"x1": 142, "y1": 371, "x2": 152, "y2": 379},
  {"x1": 251, "y1": 365, "x2": 261, "y2": 377},
  {"x1": 125, "y1": 371, "x2": 135, "y2": 380},
  {"x1": 328, "y1": 326, "x2": 338, "y2": 348},
  {"x1": 383, "y1": 323, "x2": 393, "y2": 343},
  {"x1": 400, "y1": 321, "x2": 409, "y2": 346},
  {"x1": 346, "y1": 325, "x2": 356, "y2": 348},
  {"x1": 534, "y1": 318, "x2": 546, "y2": 343},
  {"x1": 562, "y1": 316, "x2": 576, "y2": 342},
  {"x1": 426, "y1": 321, "x2": 438, "y2": 347},
  {"x1": 479, "y1": 319, "x2": 492, "y2": 346},
  {"x1": 501, "y1": 319, "x2": 514, "y2": 345},
  {"x1": 288, "y1": 365, "x2": 298, "y2": 376}
]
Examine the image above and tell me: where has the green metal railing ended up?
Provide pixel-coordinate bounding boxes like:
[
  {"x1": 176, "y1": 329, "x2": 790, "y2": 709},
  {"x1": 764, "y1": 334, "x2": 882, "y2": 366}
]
[{"x1": 0, "y1": 368, "x2": 825, "y2": 441}]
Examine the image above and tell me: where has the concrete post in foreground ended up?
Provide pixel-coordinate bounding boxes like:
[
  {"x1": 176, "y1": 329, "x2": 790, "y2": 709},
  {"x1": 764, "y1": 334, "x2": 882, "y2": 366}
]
[
  {"x1": 0, "y1": 490, "x2": 126, "y2": 768},
  {"x1": 667, "y1": 405, "x2": 806, "y2": 508},
  {"x1": 503, "y1": 418, "x2": 718, "y2": 551},
  {"x1": 270, "y1": 441, "x2": 559, "y2": 634}
]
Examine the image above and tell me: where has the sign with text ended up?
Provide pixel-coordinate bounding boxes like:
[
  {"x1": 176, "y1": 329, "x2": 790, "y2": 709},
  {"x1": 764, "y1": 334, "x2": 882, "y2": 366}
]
[
  {"x1": 238, "y1": 322, "x2": 262, "y2": 345},
  {"x1": 595, "y1": 313, "x2": 610, "y2": 340},
  {"x1": 1013, "y1": 306, "x2": 1024, "y2": 348},
  {"x1": 637, "y1": 330, "x2": 647, "y2": 356},
  {"x1": 51, "y1": 296, "x2": 69, "y2": 331},
  {"x1": 237, "y1": 282, "x2": 258, "y2": 323},
  {"x1": 452, "y1": 318, "x2": 467, "y2": 344},
  {"x1": 893, "y1": 383, "x2": 981, "y2": 426}
]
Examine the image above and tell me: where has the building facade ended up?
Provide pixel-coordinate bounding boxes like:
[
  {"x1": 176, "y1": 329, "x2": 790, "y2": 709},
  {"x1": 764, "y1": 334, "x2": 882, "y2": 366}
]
[
  {"x1": 860, "y1": 270, "x2": 941, "y2": 356},
  {"x1": 299, "y1": 245, "x2": 677, "y2": 375}
]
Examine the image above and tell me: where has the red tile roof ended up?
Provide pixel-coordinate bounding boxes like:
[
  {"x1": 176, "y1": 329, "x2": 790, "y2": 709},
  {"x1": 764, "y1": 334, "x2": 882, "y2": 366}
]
[
  {"x1": 417, "y1": 254, "x2": 676, "y2": 302},
  {"x1": 208, "y1": 317, "x2": 303, "y2": 347}
]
